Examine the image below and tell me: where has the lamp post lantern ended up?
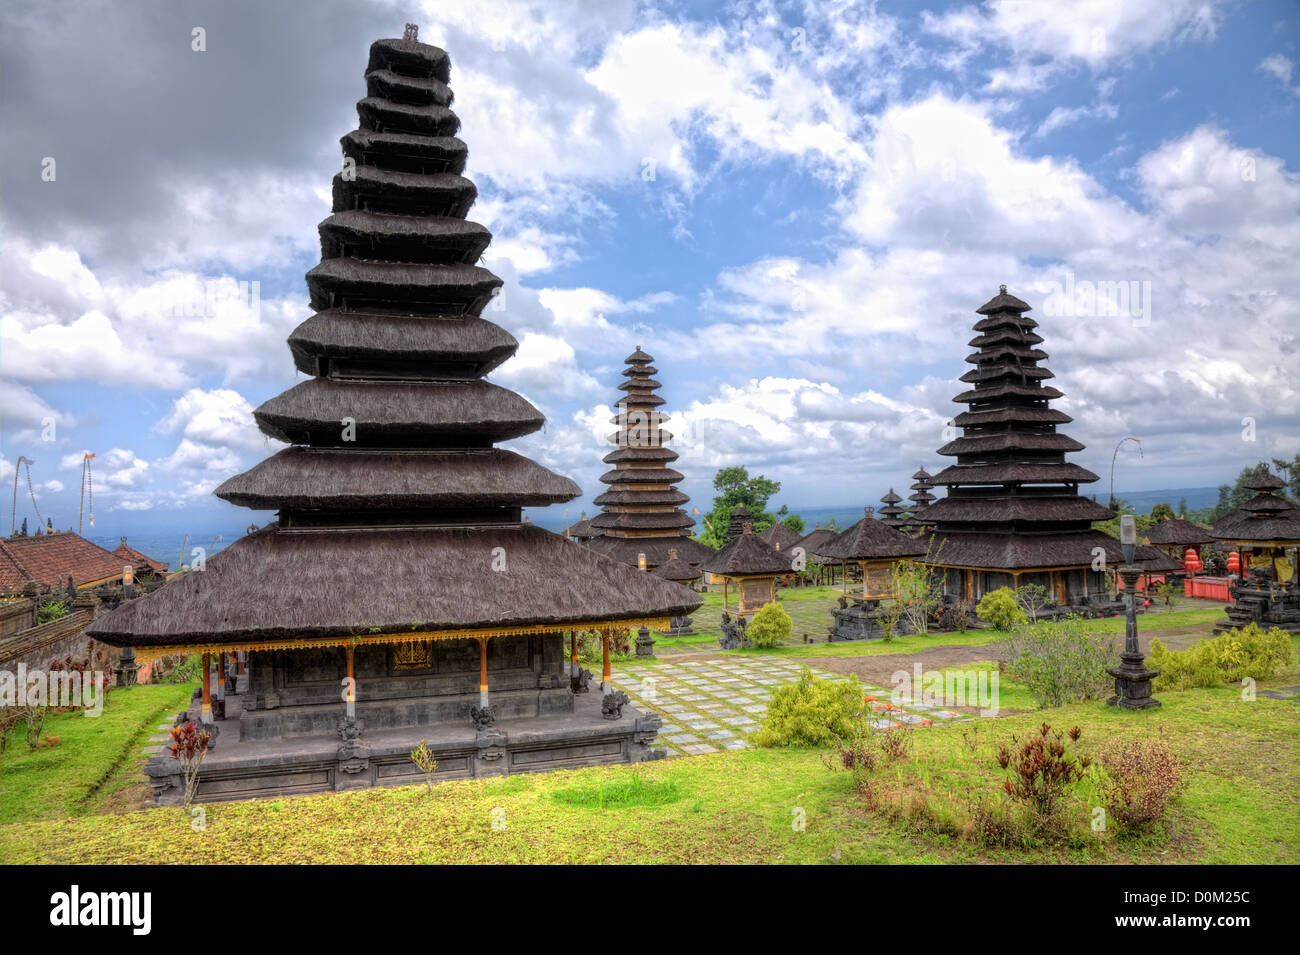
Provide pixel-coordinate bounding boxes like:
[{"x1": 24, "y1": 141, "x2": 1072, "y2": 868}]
[{"x1": 1107, "y1": 514, "x2": 1161, "y2": 709}]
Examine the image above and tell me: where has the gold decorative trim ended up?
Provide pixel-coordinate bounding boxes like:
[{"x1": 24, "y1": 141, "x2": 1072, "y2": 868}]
[{"x1": 130, "y1": 617, "x2": 673, "y2": 666}]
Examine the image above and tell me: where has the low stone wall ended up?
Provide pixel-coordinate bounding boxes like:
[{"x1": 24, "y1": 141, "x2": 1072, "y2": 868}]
[
  {"x1": 0, "y1": 599, "x2": 38, "y2": 639},
  {"x1": 0, "y1": 610, "x2": 121, "y2": 675}
]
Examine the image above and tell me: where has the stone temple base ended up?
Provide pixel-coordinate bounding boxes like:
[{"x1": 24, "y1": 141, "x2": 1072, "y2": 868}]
[
  {"x1": 830, "y1": 604, "x2": 917, "y2": 641},
  {"x1": 145, "y1": 633, "x2": 664, "y2": 806},
  {"x1": 149, "y1": 690, "x2": 664, "y2": 806}
]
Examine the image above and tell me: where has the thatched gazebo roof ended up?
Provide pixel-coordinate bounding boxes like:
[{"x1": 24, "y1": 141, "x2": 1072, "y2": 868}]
[
  {"x1": 819, "y1": 507, "x2": 927, "y2": 561},
  {"x1": 87, "y1": 37, "x2": 700, "y2": 658},
  {"x1": 1143, "y1": 517, "x2": 1213, "y2": 548},
  {"x1": 794, "y1": 526, "x2": 842, "y2": 561},
  {"x1": 652, "y1": 549, "x2": 702, "y2": 584},
  {"x1": 1211, "y1": 474, "x2": 1300, "y2": 545},
  {"x1": 703, "y1": 525, "x2": 791, "y2": 577}
]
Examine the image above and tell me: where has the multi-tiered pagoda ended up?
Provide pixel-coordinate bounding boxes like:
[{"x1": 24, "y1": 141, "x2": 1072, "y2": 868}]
[
  {"x1": 88, "y1": 34, "x2": 698, "y2": 804},
  {"x1": 587, "y1": 348, "x2": 714, "y2": 570},
  {"x1": 924, "y1": 287, "x2": 1159, "y2": 608},
  {"x1": 906, "y1": 468, "x2": 937, "y2": 531},
  {"x1": 878, "y1": 489, "x2": 906, "y2": 528}
]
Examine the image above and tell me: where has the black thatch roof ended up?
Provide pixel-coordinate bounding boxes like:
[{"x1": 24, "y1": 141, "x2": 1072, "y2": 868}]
[
  {"x1": 820, "y1": 508, "x2": 927, "y2": 560},
  {"x1": 652, "y1": 549, "x2": 702, "y2": 583},
  {"x1": 567, "y1": 512, "x2": 596, "y2": 540},
  {"x1": 703, "y1": 526, "x2": 791, "y2": 576},
  {"x1": 794, "y1": 526, "x2": 843, "y2": 559},
  {"x1": 975, "y1": 285, "x2": 1032, "y2": 314},
  {"x1": 1142, "y1": 517, "x2": 1213, "y2": 547},
  {"x1": 758, "y1": 523, "x2": 802, "y2": 551},
  {"x1": 1211, "y1": 484, "x2": 1300, "y2": 544},
  {"x1": 86, "y1": 524, "x2": 700, "y2": 648},
  {"x1": 925, "y1": 530, "x2": 1180, "y2": 572},
  {"x1": 86, "y1": 37, "x2": 699, "y2": 648}
]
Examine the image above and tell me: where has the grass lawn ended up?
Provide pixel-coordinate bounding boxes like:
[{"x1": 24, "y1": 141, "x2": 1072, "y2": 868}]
[
  {"x1": 0, "y1": 681, "x2": 196, "y2": 825},
  {"x1": 0, "y1": 672, "x2": 1293, "y2": 864}
]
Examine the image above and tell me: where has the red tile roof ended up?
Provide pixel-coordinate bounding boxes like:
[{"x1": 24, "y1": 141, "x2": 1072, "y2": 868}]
[
  {"x1": 0, "y1": 532, "x2": 129, "y2": 592},
  {"x1": 111, "y1": 538, "x2": 168, "y2": 574}
]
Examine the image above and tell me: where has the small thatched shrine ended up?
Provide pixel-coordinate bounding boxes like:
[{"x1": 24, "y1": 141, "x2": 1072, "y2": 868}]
[
  {"x1": 923, "y1": 287, "x2": 1169, "y2": 611},
  {"x1": 723, "y1": 505, "x2": 754, "y2": 544},
  {"x1": 86, "y1": 34, "x2": 700, "y2": 805},
  {"x1": 1210, "y1": 471, "x2": 1300, "y2": 633},
  {"x1": 567, "y1": 511, "x2": 596, "y2": 544},
  {"x1": 702, "y1": 523, "x2": 791, "y2": 620},
  {"x1": 1142, "y1": 516, "x2": 1213, "y2": 558},
  {"x1": 587, "y1": 347, "x2": 714, "y2": 570},
  {"x1": 793, "y1": 524, "x2": 846, "y2": 585},
  {"x1": 820, "y1": 507, "x2": 927, "y2": 640}
]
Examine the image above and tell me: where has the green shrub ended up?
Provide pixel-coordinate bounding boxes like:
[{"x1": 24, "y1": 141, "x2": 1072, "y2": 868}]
[
  {"x1": 746, "y1": 601, "x2": 792, "y2": 649},
  {"x1": 976, "y1": 587, "x2": 1027, "y2": 631},
  {"x1": 1149, "y1": 623, "x2": 1298, "y2": 690},
  {"x1": 999, "y1": 616, "x2": 1119, "y2": 708},
  {"x1": 753, "y1": 666, "x2": 864, "y2": 747},
  {"x1": 36, "y1": 600, "x2": 68, "y2": 625}
]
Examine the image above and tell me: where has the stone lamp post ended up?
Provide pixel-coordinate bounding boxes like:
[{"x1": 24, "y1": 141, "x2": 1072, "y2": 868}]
[{"x1": 1107, "y1": 514, "x2": 1161, "y2": 709}]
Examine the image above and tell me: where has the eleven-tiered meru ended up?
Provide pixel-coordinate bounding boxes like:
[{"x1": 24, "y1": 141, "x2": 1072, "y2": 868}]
[
  {"x1": 587, "y1": 348, "x2": 714, "y2": 570},
  {"x1": 87, "y1": 38, "x2": 697, "y2": 803},
  {"x1": 923, "y1": 287, "x2": 1175, "y2": 605}
]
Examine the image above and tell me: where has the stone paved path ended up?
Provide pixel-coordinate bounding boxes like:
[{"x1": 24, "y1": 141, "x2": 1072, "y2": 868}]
[{"x1": 611, "y1": 654, "x2": 969, "y2": 757}]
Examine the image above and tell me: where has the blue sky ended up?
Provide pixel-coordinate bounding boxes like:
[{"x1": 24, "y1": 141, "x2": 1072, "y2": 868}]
[{"x1": 1, "y1": 0, "x2": 1297, "y2": 544}]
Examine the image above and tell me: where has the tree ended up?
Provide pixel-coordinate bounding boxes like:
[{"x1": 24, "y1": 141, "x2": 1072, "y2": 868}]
[
  {"x1": 1149, "y1": 502, "x2": 1174, "y2": 522},
  {"x1": 1271, "y1": 455, "x2": 1300, "y2": 502},
  {"x1": 781, "y1": 513, "x2": 805, "y2": 534},
  {"x1": 1176, "y1": 498, "x2": 1187, "y2": 517},
  {"x1": 697, "y1": 467, "x2": 784, "y2": 547},
  {"x1": 1210, "y1": 462, "x2": 1281, "y2": 521}
]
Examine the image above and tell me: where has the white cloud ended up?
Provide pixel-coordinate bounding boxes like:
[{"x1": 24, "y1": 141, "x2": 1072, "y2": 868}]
[
  {"x1": 1258, "y1": 54, "x2": 1300, "y2": 96},
  {"x1": 157, "y1": 388, "x2": 271, "y2": 453}
]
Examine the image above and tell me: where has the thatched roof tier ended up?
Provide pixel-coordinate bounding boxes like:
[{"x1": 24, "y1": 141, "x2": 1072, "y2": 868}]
[
  {"x1": 703, "y1": 527, "x2": 791, "y2": 576},
  {"x1": 339, "y1": 129, "x2": 465, "y2": 175},
  {"x1": 86, "y1": 523, "x2": 700, "y2": 649},
  {"x1": 619, "y1": 377, "x2": 662, "y2": 391},
  {"x1": 592, "y1": 489, "x2": 690, "y2": 506},
  {"x1": 615, "y1": 393, "x2": 666, "y2": 409},
  {"x1": 363, "y1": 69, "x2": 453, "y2": 106},
  {"x1": 332, "y1": 166, "x2": 477, "y2": 218},
  {"x1": 590, "y1": 510, "x2": 694, "y2": 531},
  {"x1": 602, "y1": 446, "x2": 679, "y2": 464},
  {"x1": 599, "y1": 466, "x2": 685, "y2": 485},
  {"x1": 254, "y1": 378, "x2": 543, "y2": 446},
  {"x1": 931, "y1": 462, "x2": 1100, "y2": 485},
  {"x1": 952, "y1": 407, "x2": 1072, "y2": 426},
  {"x1": 318, "y1": 210, "x2": 488, "y2": 262},
  {"x1": 306, "y1": 258, "x2": 500, "y2": 315},
  {"x1": 622, "y1": 364, "x2": 657, "y2": 375},
  {"x1": 356, "y1": 97, "x2": 460, "y2": 135},
  {"x1": 968, "y1": 329, "x2": 1045, "y2": 350},
  {"x1": 367, "y1": 37, "x2": 451, "y2": 80},
  {"x1": 1245, "y1": 472, "x2": 1287, "y2": 492},
  {"x1": 215, "y1": 448, "x2": 579, "y2": 511},
  {"x1": 587, "y1": 535, "x2": 714, "y2": 569},
  {"x1": 820, "y1": 509, "x2": 926, "y2": 560},
  {"x1": 959, "y1": 363, "x2": 1054, "y2": 384},
  {"x1": 923, "y1": 496, "x2": 1114, "y2": 523},
  {"x1": 965, "y1": 345, "x2": 1048, "y2": 364},
  {"x1": 653, "y1": 550, "x2": 702, "y2": 583},
  {"x1": 625, "y1": 347, "x2": 653, "y2": 363},
  {"x1": 975, "y1": 289, "x2": 1033, "y2": 315},
  {"x1": 758, "y1": 523, "x2": 802, "y2": 551},
  {"x1": 288, "y1": 312, "x2": 517, "y2": 379},
  {"x1": 925, "y1": 530, "x2": 1178, "y2": 571},
  {"x1": 938, "y1": 433, "x2": 1086, "y2": 456},
  {"x1": 567, "y1": 513, "x2": 596, "y2": 540},
  {"x1": 605, "y1": 430, "x2": 673, "y2": 446},
  {"x1": 1143, "y1": 517, "x2": 1213, "y2": 547},
  {"x1": 608, "y1": 409, "x2": 670, "y2": 426},
  {"x1": 953, "y1": 382, "x2": 1065, "y2": 403}
]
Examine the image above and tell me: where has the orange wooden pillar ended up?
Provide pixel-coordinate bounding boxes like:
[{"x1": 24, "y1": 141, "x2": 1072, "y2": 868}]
[
  {"x1": 569, "y1": 630, "x2": 578, "y2": 677},
  {"x1": 236, "y1": 650, "x2": 246, "y2": 675},
  {"x1": 344, "y1": 644, "x2": 356, "y2": 718},
  {"x1": 478, "y1": 637, "x2": 489, "y2": 708},
  {"x1": 601, "y1": 630, "x2": 611, "y2": 696},
  {"x1": 215, "y1": 652, "x2": 226, "y2": 702},
  {"x1": 200, "y1": 651, "x2": 212, "y2": 724}
]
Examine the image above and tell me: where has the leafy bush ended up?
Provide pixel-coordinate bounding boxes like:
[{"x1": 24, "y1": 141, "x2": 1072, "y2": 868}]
[
  {"x1": 1099, "y1": 738, "x2": 1182, "y2": 830},
  {"x1": 1148, "y1": 623, "x2": 1298, "y2": 690},
  {"x1": 999, "y1": 615, "x2": 1119, "y2": 708},
  {"x1": 995, "y1": 722, "x2": 1090, "y2": 822},
  {"x1": 150, "y1": 654, "x2": 202, "y2": 685},
  {"x1": 753, "y1": 666, "x2": 864, "y2": 747},
  {"x1": 36, "y1": 600, "x2": 69, "y2": 625},
  {"x1": 976, "y1": 587, "x2": 1027, "y2": 631},
  {"x1": 746, "y1": 601, "x2": 792, "y2": 649}
]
